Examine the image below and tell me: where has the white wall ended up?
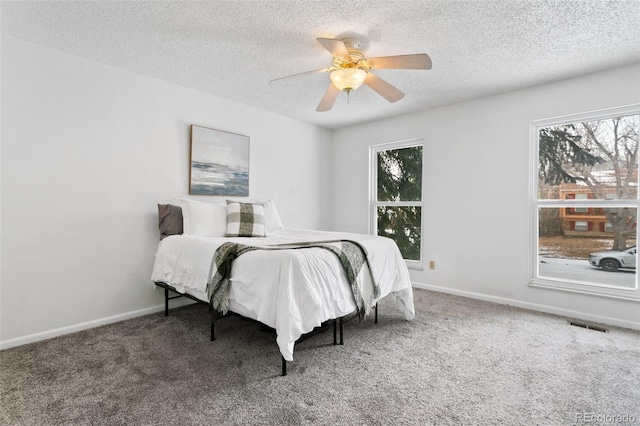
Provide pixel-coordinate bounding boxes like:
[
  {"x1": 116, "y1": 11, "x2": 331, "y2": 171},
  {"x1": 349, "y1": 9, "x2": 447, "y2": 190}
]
[
  {"x1": 332, "y1": 64, "x2": 640, "y2": 329},
  {"x1": 2, "y1": 35, "x2": 638, "y2": 349},
  {"x1": 0, "y1": 36, "x2": 333, "y2": 346}
]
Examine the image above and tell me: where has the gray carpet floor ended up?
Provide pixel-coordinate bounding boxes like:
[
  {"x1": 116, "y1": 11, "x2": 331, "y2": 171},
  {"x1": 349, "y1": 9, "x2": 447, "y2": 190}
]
[{"x1": 1, "y1": 288, "x2": 638, "y2": 426}]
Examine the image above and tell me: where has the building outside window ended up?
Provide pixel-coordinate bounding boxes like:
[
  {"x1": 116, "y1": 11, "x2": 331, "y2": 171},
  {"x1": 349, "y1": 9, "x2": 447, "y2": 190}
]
[
  {"x1": 532, "y1": 105, "x2": 640, "y2": 300},
  {"x1": 370, "y1": 140, "x2": 423, "y2": 267}
]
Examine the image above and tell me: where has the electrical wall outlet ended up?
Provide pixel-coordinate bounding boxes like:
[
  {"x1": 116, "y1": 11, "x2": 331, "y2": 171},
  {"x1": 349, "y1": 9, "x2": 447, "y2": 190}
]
[{"x1": 429, "y1": 260, "x2": 435, "y2": 270}]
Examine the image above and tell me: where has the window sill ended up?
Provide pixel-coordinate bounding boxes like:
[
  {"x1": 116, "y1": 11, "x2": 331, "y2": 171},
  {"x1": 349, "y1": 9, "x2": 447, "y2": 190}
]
[
  {"x1": 406, "y1": 260, "x2": 423, "y2": 270},
  {"x1": 529, "y1": 277, "x2": 640, "y2": 302}
]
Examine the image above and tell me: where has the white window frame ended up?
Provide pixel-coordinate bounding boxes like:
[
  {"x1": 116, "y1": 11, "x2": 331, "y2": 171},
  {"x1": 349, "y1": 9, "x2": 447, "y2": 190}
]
[
  {"x1": 529, "y1": 104, "x2": 640, "y2": 301},
  {"x1": 370, "y1": 138, "x2": 424, "y2": 269}
]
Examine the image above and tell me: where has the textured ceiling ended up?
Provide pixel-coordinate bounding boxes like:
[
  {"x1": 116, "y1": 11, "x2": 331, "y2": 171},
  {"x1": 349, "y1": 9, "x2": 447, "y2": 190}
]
[{"x1": 2, "y1": 1, "x2": 640, "y2": 129}]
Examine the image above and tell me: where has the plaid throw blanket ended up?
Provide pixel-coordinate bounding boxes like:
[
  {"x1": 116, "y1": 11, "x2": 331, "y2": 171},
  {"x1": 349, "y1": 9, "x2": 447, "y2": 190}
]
[{"x1": 206, "y1": 240, "x2": 380, "y2": 319}]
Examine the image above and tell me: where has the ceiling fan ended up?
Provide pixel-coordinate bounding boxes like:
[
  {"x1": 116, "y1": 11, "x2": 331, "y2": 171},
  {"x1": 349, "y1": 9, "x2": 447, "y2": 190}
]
[{"x1": 269, "y1": 37, "x2": 432, "y2": 112}]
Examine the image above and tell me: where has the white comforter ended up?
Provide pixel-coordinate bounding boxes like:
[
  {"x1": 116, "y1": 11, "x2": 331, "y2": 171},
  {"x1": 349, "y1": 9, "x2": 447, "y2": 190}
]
[{"x1": 150, "y1": 228, "x2": 415, "y2": 361}]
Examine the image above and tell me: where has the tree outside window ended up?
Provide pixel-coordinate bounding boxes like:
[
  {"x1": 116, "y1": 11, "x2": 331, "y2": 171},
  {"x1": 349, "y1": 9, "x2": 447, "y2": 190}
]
[{"x1": 371, "y1": 141, "x2": 423, "y2": 263}]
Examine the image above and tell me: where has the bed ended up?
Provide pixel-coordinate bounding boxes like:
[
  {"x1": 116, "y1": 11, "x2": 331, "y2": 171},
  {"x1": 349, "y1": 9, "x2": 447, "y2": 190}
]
[{"x1": 151, "y1": 199, "x2": 415, "y2": 374}]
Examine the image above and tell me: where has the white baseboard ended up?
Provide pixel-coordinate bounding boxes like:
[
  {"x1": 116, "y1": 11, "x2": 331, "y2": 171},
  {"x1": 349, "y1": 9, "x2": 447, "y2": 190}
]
[
  {"x1": 0, "y1": 298, "x2": 195, "y2": 351},
  {"x1": 412, "y1": 282, "x2": 640, "y2": 331}
]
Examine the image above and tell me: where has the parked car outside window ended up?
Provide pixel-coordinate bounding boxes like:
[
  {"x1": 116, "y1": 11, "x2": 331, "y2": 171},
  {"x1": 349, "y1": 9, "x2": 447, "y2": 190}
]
[{"x1": 588, "y1": 246, "x2": 637, "y2": 272}]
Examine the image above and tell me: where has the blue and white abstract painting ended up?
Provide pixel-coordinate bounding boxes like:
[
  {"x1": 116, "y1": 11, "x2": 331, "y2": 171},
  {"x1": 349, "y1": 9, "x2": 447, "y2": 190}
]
[{"x1": 190, "y1": 125, "x2": 249, "y2": 196}]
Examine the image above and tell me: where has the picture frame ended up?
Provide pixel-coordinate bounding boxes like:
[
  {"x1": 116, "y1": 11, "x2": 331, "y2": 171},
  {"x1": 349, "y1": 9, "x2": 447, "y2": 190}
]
[{"x1": 189, "y1": 125, "x2": 250, "y2": 196}]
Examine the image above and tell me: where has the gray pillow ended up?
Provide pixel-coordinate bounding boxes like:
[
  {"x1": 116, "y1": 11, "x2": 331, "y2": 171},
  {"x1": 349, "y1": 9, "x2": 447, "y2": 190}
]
[{"x1": 158, "y1": 204, "x2": 183, "y2": 240}]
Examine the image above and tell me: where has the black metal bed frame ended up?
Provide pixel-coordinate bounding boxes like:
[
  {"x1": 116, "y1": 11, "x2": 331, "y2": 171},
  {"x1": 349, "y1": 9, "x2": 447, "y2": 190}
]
[{"x1": 155, "y1": 282, "x2": 378, "y2": 376}]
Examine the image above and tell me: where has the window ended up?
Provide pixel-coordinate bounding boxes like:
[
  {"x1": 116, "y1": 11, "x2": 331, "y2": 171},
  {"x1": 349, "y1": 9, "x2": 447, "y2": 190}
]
[
  {"x1": 531, "y1": 104, "x2": 640, "y2": 300},
  {"x1": 575, "y1": 193, "x2": 588, "y2": 212},
  {"x1": 574, "y1": 221, "x2": 588, "y2": 231},
  {"x1": 370, "y1": 140, "x2": 423, "y2": 266}
]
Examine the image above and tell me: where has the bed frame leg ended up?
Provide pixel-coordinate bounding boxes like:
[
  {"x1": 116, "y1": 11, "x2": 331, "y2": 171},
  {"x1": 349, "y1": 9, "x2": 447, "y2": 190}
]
[
  {"x1": 164, "y1": 287, "x2": 169, "y2": 317},
  {"x1": 333, "y1": 319, "x2": 337, "y2": 345},
  {"x1": 375, "y1": 303, "x2": 378, "y2": 324},
  {"x1": 210, "y1": 315, "x2": 215, "y2": 341},
  {"x1": 281, "y1": 356, "x2": 287, "y2": 376},
  {"x1": 339, "y1": 317, "x2": 344, "y2": 345}
]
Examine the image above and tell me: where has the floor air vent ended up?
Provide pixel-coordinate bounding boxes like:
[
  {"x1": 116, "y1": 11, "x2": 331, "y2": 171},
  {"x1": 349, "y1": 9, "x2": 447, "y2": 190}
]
[{"x1": 569, "y1": 321, "x2": 608, "y2": 333}]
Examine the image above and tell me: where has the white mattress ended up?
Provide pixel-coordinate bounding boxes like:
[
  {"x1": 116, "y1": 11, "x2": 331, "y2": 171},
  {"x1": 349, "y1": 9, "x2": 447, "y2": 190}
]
[{"x1": 151, "y1": 228, "x2": 415, "y2": 361}]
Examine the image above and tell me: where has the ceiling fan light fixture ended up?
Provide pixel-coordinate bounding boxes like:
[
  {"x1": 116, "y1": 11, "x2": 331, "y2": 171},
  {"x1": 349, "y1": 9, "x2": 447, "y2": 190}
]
[{"x1": 330, "y1": 68, "x2": 367, "y2": 93}]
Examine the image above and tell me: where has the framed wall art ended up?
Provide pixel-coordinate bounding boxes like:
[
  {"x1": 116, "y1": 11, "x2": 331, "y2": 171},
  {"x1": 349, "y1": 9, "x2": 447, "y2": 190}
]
[{"x1": 189, "y1": 125, "x2": 250, "y2": 196}]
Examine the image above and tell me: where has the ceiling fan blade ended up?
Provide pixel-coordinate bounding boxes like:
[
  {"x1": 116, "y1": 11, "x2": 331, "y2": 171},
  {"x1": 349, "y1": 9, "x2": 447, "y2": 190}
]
[
  {"x1": 366, "y1": 54, "x2": 432, "y2": 70},
  {"x1": 269, "y1": 68, "x2": 330, "y2": 84},
  {"x1": 317, "y1": 38, "x2": 351, "y2": 61},
  {"x1": 364, "y1": 72, "x2": 405, "y2": 103},
  {"x1": 316, "y1": 84, "x2": 341, "y2": 112}
]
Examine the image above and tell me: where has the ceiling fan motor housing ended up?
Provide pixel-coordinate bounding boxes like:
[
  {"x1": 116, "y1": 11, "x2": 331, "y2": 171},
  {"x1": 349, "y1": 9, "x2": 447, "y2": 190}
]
[{"x1": 337, "y1": 39, "x2": 369, "y2": 70}]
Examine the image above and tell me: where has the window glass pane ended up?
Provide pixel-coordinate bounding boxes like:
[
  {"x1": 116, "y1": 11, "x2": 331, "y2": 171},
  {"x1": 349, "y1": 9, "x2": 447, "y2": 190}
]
[
  {"x1": 538, "y1": 114, "x2": 639, "y2": 200},
  {"x1": 538, "y1": 207, "x2": 637, "y2": 289},
  {"x1": 377, "y1": 206, "x2": 421, "y2": 261},
  {"x1": 377, "y1": 146, "x2": 423, "y2": 202}
]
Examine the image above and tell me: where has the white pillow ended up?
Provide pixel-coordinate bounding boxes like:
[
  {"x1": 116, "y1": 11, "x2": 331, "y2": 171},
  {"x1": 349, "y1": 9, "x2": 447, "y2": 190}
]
[
  {"x1": 264, "y1": 200, "x2": 284, "y2": 235},
  {"x1": 177, "y1": 198, "x2": 227, "y2": 237}
]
